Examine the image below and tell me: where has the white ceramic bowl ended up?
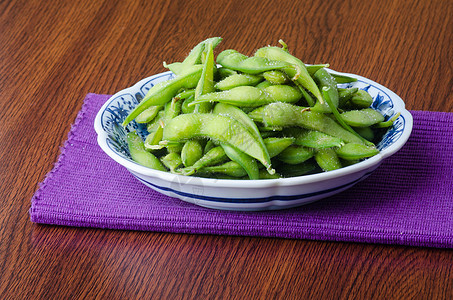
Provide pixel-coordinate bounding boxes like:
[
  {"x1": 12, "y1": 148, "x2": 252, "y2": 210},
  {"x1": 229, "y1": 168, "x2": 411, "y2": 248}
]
[{"x1": 94, "y1": 69, "x2": 413, "y2": 211}]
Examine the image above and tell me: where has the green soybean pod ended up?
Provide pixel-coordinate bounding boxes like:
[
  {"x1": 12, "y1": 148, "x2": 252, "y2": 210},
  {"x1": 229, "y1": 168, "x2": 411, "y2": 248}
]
[
  {"x1": 335, "y1": 143, "x2": 380, "y2": 160},
  {"x1": 263, "y1": 137, "x2": 294, "y2": 158},
  {"x1": 204, "y1": 139, "x2": 216, "y2": 154},
  {"x1": 178, "y1": 146, "x2": 227, "y2": 176},
  {"x1": 338, "y1": 87, "x2": 359, "y2": 108},
  {"x1": 135, "y1": 105, "x2": 163, "y2": 124},
  {"x1": 341, "y1": 108, "x2": 385, "y2": 127},
  {"x1": 262, "y1": 70, "x2": 289, "y2": 84},
  {"x1": 248, "y1": 102, "x2": 364, "y2": 144},
  {"x1": 164, "y1": 37, "x2": 223, "y2": 75},
  {"x1": 181, "y1": 139, "x2": 204, "y2": 167},
  {"x1": 214, "y1": 73, "x2": 263, "y2": 90},
  {"x1": 144, "y1": 125, "x2": 164, "y2": 150},
  {"x1": 221, "y1": 143, "x2": 259, "y2": 180},
  {"x1": 216, "y1": 49, "x2": 291, "y2": 74},
  {"x1": 277, "y1": 145, "x2": 314, "y2": 165},
  {"x1": 330, "y1": 73, "x2": 358, "y2": 84},
  {"x1": 216, "y1": 67, "x2": 237, "y2": 79},
  {"x1": 194, "y1": 41, "x2": 215, "y2": 113},
  {"x1": 278, "y1": 161, "x2": 318, "y2": 178},
  {"x1": 257, "y1": 169, "x2": 282, "y2": 179},
  {"x1": 306, "y1": 64, "x2": 330, "y2": 76},
  {"x1": 314, "y1": 148, "x2": 342, "y2": 171},
  {"x1": 175, "y1": 89, "x2": 196, "y2": 101},
  {"x1": 161, "y1": 152, "x2": 183, "y2": 173},
  {"x1": 123, "y1": 64, "x2": 203, "y2": 126},
  {"x1": 349, "y1": 89, "x2": 374, "y2": 109},
  {"x1": 191, "y1": 85, "x2": 302, "y2": 107},
  {"x1": 127, "y1": 131, "x2": 166, "y2": 171},
  {"x1": 181, "y1": 94, "x2": 196, "y2": 114},
  {"x1": 354, "y1": 126, "x2": 375, "y2": 141},
  {"x1": 254, "y1": 45, "x2": 323, "y2": 106},
  {"x1": 213, "y1": 102, "x2": 268, "y2": 157},
  {"x1": 166, "y1": 142, "x2": 184, "y2": 153},
  {"x1": 298, "y1": 131, "x2": 343, "y2": 149},
  {"x1": 200, "y1": 161, "x2": 249, "y2": 178},
  {"x1": 147, "y1": 110, "x2": 165, "y2": 133},
  {"x1": 162, "y1": 113, "x2": 273, "y2": 173},
  {"x1": 255, "y1": 80, "x2": 273, "y2": 89},
  {"x1": 374, "y1": 112, "x2": 401, "y2": 128},
  {"x1": 286, "y1": 128, "x2": 344, "y2": 149},
  {"x1": 311, "y1": 68, "x2": 339, "y2": 113},
  {"x1": 162, "y1": 96, "x2": 182, "y2": 126}
]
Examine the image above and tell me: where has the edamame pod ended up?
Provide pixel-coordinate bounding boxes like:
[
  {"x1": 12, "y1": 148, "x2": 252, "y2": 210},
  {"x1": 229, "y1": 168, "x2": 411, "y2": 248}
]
[
  {"x1": 277, "y1": 161, "x2": 317, "y2": 178},
  {"x1": 354, "y1": 126, "x2": 375, "y2": 141},
  {"x1": 216, "y1": 67, "x2": 237, "y2": 79},
  {"x1": 164, "y1": 37, "x2": 222, "y2": 75},
  {"x1": 262, "y1": 70, "x2": 288, "y2": 84},
  {"x1": 321, "y1": 86, "x2": 374, "y2": 146},
  {"x1": 162, "y1": 113, "x2": 273, "y2": 173},
  {"x1": 200, "y1": 161, "x2": 249, "y2": 178},
  {"x1": 135, "y1": 105, "x2": 163, "y2": 123},
  {"x1": 374, "y1": 112, "x2": 401, "y2": 128},
  {"x1": 178, "y1": 146, "x2": 227, "y2": 176},
  {"x1": 330, "y1": 73, "x2": 358, "y2": 84},
  {"x1": 204, "y1": 139, "x2": 216, "y2": 154},
  {"x1": 194, "y1": 41, "x2": 215, "y2": 113},
  {"x1": 190, "y1": 85, "x2": 302, "y2": 107},
  {"x1": 341, "y1": 108, "x2": 385, "y2": 127},
  {"x1": 263, "y1": 137, "x2": 294, "y2": 157},
  {"x1": 311, "y1": 68, "x2": 339, "y2": 113},
  {"x1": 213, "y1": 103, "x2": 268, "y2": 159},
  {"x1": 181, "y1": 95, "x2": 196, "y2": 114},
  {"x1": 181, "y1": 139, "x2": 204, "y2": 167},
  {"x1": 127, "y1": 131, "x2": 166, "y2": 171},
  {"x1": 255, "y1": 80, "x2": 273, "y2": 89},
  {"x1": 248, "y1": 102, "x2": 364, "y2": 144},
  {"x1": 221, "y1": 143, "x2": 259, "y2": 180},
  {"x1": 338, "y1": 87, "x2": 359, "y2": 108},
  {"x1": 216, "y1": 49, "x2": 291, "y2": 74},
  {"x1": 215, "y1": 73, "x2": 263, "y2": 90},
  {"x1": 314, "y1": 148, "x2": 342, "y2": 171},
  {"x1": 306, "y1": 64, "x2": 330, "y2": 76},
  {"x1": 277, "y1": 145, "x2": 314, "y2": 165},
  {"x1": 161, "y1": 152, "x2": 183, "y2": 173},
  {"x1": 257, "y1": 169, "x2": 282, "y2": 179},
  {"x1": 349, "y1": 89, "x2": 374, "y2": 109},
  {"x1": 335, "y1": 143, "x2": 379, "y2": 160},
  {"x1": 123, "y1": 65, "x2": 203, "y2": 126},
  {"x1": 288, "y1": 129, "x2": 344, "y2": 149},
  {"x1": 162, "y1": 96, "x2": 182, "y2": 126},
  {"x1": 254, "y1": 45, "x2": 323, "y2": 106},
  {"x1": 144, "y1": 125, "x2": 164, "y2": 150}
]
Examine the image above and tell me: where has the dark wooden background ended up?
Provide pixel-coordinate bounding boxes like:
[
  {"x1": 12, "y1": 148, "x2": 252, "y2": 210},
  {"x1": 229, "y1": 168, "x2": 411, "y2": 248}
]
[{"x1": 1, "y1": 0, "x2": 452, "y2": 298}]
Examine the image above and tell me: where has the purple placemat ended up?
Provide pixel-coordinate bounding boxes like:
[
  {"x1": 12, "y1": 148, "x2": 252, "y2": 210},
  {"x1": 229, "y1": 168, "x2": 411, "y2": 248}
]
[{"x1": 30, "y1": 93, "x2": 453, "y2": 248}]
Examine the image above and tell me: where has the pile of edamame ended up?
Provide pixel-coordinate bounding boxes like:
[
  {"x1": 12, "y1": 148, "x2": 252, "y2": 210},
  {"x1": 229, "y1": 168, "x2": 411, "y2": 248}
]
[{"x1": 123, "y1": 37, "x2": 397, "y2": 180}]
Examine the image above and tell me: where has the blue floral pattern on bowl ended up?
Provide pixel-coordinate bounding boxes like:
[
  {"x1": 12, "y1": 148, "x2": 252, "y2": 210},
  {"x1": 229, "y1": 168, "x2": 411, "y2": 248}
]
[
  {"x1": 338, "y1": 80, "x2": 405, "y2": 151},
  {"x1": 100, "y1": 73, "x2": 175, "y2": 159}
]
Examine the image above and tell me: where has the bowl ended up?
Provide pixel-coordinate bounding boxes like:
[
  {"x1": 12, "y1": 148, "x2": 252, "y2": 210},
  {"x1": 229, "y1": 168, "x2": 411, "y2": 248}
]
[{"x1": 94, "y1": 69, "x2": 413, "y2": 211}]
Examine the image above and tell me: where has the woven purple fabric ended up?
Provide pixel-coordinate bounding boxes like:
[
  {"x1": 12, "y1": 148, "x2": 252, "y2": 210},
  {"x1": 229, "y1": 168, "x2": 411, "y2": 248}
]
[{"x1": 30, "y1": 93, "x2": 453, "y2": 248}]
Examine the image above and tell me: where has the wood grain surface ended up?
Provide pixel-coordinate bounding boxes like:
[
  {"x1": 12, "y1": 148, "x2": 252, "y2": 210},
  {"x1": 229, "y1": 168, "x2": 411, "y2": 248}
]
[{"x1": 1, "y1": 0, "x2": 452, "y2": 299}]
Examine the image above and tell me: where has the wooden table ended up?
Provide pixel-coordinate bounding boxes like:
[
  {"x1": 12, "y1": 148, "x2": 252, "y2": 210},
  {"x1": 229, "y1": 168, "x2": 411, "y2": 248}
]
[{"x1": 1, "y1": 0, "x2": 452, "y2": 298}]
